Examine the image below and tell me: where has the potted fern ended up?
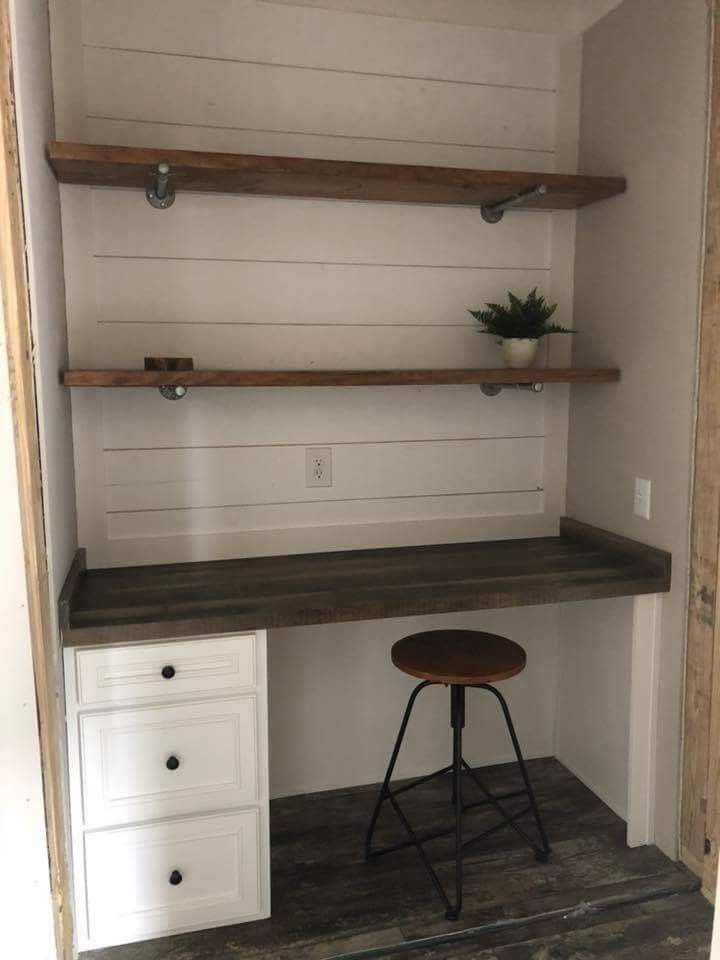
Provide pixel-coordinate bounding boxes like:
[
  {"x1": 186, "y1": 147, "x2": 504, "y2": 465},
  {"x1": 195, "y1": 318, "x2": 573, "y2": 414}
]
[{"x1": 469, "y1": 288, "x2": 573, "y2": 369}]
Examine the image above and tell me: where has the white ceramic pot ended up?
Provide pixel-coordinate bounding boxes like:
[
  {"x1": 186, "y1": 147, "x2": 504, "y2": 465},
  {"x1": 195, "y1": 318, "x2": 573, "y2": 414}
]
[{"x1": 501, "y1": 337, "x2": 539, "y2": 369}]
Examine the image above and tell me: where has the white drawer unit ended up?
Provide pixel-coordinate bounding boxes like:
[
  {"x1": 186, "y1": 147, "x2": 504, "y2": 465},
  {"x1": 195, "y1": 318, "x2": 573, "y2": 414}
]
[
  {"x1": 64, "y1": 631, "x2": 269, "y2": 951},
  {"x1": 84, "y1": 810, "x2": 261, "y2": 948}
]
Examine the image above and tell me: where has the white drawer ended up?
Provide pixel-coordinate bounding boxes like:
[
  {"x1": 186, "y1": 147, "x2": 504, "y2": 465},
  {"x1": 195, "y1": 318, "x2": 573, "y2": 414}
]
[
  {"x1": 79, "y1": 697, "x2": 258, "y2": 826},
  {"x1": 84, "y1": 810, "x2": 264, "y2": 948},
  {"x1": 73, "y1": 633, "x2": 256, "y2": 707}
]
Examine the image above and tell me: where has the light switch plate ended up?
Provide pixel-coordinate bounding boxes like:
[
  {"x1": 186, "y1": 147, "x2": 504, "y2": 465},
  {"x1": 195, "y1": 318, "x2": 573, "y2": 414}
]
[{"x1": 634, "y1": 477, "x2": 651, "y2": 519}]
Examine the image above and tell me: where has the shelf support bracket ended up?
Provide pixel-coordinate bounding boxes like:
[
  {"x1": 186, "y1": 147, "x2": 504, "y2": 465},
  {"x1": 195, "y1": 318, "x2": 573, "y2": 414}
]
[
  {"x1": 146, "y1": 162, "x2": 176, "y2": 209},
  {"x1": 481, "y1": 382, "x2": 545, "y2": 398},
  {"x1": 481, "y1": 184, "x2": 548, "y2": 224},
  {"x1": 145, "y1": 357, "x2": 193, "y2": 399}
]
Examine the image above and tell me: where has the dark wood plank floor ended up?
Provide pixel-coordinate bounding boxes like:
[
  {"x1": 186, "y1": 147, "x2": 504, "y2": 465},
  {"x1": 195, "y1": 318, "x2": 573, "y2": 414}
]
[{"x1": 83, "y1": 759, "x2": 711, "y2": 960}]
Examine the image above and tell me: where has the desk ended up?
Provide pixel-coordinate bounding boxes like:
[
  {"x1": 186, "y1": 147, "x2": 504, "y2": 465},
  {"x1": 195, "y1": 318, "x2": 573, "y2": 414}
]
[
  {"x1": 59, "y1": 517, "x2": 670, "y2": 647},
  {"x1": 58, "y1": 517, "x2": 670, "y2": 949}
]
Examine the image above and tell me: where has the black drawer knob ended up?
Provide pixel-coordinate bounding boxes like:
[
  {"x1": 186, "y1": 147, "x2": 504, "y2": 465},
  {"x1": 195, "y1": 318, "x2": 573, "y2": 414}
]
[
  {"x1": 161, "y1": 665, "x2": 176, "y2": 680},
  {"x1": 169, "y1": 870, "x2": 183, "y2": 886},
  {"x1": 166, "y1": 755, "x2": 180, "y2": 771}
]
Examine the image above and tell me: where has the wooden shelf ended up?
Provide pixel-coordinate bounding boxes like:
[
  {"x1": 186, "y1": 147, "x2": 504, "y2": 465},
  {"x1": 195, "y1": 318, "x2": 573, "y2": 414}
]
[
  {"x1": 62, "y1": 368, "x2": 621, "y2": 388},
  {"x1": 48, "y1": 141, "x2": 626, "y2": 211}
]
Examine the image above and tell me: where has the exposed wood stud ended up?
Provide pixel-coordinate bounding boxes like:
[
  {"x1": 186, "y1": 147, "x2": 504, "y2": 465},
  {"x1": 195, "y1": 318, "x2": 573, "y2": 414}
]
[{"x1": 682, "y1": 0, "x2": 720, "y2": 901}]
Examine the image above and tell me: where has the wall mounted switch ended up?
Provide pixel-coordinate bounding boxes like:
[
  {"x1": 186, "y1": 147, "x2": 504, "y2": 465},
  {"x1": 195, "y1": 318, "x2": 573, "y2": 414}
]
[
  {"x1": 306, "y1": 447, "x2": 332, "y2": 487},
  {"x1": 634, "y1": 477, "x2": 651, "y2": 519}
]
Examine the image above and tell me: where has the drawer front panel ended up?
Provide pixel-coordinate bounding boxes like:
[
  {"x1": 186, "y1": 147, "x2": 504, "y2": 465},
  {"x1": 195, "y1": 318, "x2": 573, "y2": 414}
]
[
  {"x1": 80, "y1": 697, "x2": 258, "y2": 826},
  {"x1": 84, "y1": 810, "x2": 262, "y2": 948},
  {"x1": 74, "y1": 633, "x2": 256, "y2": 706}
]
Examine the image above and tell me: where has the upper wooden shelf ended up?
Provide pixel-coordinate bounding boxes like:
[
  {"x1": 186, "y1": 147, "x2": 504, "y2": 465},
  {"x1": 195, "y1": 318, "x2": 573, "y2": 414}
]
[
  {"x1": 62, "y1": 368, "x2": 620, "y2": 388},
  {"x1": 48, "y1": 141, "x2": 626, "y2": 211}
]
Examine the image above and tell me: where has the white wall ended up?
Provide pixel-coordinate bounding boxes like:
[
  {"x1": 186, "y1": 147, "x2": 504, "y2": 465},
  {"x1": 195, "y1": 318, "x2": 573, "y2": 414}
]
[
  {"x1": 54, "y1": 0, "x2": 577, "y2": 566},
  {"x1": 270, "y1": 605, "x2": 559, "y2": 797},
  {"x1": 556, "y1": 0, "x2": 710, "y2": 856},
  {"x1": 0, "y1": 308, "x2": 56, "y2": 960},
  {"x1": 47, "y1": 0, "x2": 584, "y2": 795},
  {"x1": 11, "y1": 0, "x2": 77, "y2": 634}
]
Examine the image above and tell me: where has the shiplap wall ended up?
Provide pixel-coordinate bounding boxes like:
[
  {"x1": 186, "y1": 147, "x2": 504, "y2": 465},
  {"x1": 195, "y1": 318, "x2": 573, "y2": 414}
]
[
  {"x1": 52, "y1": 0, "x2": 578, "y2": 566},
  {"x1": 49, "y1": 0, "x2": 581, "y2": 795}
]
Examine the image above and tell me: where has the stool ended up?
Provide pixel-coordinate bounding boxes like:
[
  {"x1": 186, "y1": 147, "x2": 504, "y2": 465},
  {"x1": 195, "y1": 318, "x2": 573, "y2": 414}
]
[{"x1": 365, "y1": 629, "x2": 550, "y2": 920}]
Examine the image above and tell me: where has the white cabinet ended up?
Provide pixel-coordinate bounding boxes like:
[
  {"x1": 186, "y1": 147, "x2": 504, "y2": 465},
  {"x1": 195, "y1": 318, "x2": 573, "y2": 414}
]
[{"x1": 65, "y1": 632, "x2": 269, "y2": 951}]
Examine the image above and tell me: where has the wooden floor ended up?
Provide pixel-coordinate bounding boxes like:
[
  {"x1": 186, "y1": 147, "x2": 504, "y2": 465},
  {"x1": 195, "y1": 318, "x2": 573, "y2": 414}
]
[{"x1": 83, "y1": 759, "x2": 712, "y2": 960}]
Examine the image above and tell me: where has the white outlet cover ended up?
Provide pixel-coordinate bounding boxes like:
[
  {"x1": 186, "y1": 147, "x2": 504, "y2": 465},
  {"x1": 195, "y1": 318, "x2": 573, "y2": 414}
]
[{"x1": 306, "y1": 447, "x2": 332, "y2": 487}]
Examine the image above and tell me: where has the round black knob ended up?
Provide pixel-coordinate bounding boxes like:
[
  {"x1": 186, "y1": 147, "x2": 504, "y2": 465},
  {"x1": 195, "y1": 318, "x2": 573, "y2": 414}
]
[
  {"x1": 166, "y1": 755, "x2": 180, "y2": 771},
  {"x1": 161, "y1": 665, "x2": 175, "y2": 680},
  {"x1": 169, "y1": 870, "x2": 183, "y2": 886}
]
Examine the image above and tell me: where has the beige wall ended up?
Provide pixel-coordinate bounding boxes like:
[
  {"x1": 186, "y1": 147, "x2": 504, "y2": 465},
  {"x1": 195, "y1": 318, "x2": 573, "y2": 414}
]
[{"x1": 558, "y1": 0, "x2": 710, "y2": 856}]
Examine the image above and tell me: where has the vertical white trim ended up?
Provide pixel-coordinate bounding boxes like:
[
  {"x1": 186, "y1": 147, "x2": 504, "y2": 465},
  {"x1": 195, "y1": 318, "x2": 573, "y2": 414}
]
[{"x1": 626, "y1": 593, "x2": 662, "y2": 847}]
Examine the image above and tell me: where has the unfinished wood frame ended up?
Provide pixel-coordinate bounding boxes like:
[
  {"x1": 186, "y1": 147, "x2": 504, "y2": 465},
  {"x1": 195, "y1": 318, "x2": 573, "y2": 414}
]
[
  {"x1": 682, "y1": 0, "x2": 720, "y2": 902},
  {"x1": 0, "y1": 2, "x2": 71, "y2": 956}
]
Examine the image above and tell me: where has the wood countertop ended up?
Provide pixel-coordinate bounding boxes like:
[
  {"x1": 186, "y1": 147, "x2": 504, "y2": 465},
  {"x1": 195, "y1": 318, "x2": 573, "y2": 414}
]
[{"x1": 59, "y1": 518, "x2": 671, "y2": 647}]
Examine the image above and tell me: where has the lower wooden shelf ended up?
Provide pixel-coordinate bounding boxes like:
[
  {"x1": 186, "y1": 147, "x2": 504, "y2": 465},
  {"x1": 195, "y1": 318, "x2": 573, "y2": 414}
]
[{"x1": 62, "y1": 367, "x2": 620, "y2": 388}]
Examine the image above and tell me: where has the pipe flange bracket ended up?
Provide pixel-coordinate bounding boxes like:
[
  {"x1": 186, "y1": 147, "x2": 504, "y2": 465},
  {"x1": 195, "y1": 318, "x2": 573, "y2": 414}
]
[{"x1": 146, "y1": 162, "x2": 176, "y2": 209}]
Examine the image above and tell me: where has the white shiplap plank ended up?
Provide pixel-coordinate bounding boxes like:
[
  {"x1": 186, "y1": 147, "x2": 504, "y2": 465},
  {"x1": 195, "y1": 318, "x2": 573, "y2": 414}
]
[
  {"x1": 86, "y1": 117, "x2": 555, "y2": 171},
  {"x1": 93, "y1": 260, "x2": 548, "y2": 328},
  {"x1": 83, "y1": 323, "x2": 521, "y2": 369},
  {"x1": 107, "y1": 490, "x2": 544, "y2": 539},
  {"x1": 101, "y1": 386, "x2": 545, "y2": 450},
  {"x1": 104, "y1": 437, "x2": 544, "y2": 510},
  {"x1": 81, "y1": 0, "x2": 556, "y2": 90},
  {"x1": 258, "y1": 0, "x2": 572, "y2": 35},
  {"x1": 97, "y1": 513, "x2": 557, "y2": 567},
  {"x1": 90, "y1": 191, "x2": 552, "y2": 267},
  {"x1": 84, "y1": 49, "x2": 555, "y2": 152}
]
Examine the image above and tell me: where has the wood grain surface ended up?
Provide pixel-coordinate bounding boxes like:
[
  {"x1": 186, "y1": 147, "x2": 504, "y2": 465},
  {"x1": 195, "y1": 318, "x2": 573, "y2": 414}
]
[
  {"x1": 48, "y1": 141, "x2": 626, "y2": 209},
  {"x1": 62, "y1": 367, "x2": 621, "y2": 388},
  {"x1": 59, "y1": 519, "x2": 671, "y2": 647}
]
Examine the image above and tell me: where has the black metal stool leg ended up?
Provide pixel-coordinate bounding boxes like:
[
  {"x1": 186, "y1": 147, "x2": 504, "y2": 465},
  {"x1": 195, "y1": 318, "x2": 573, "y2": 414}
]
[
  {"x1": 448, "y1": 684, "x2": 465, "y2": 921},
  {"x1": 477, "y1": 683, "x2": 551, "y2": 860},
  {"x1": 365, "y1": 680, "x2": 434, "y2": 860}
]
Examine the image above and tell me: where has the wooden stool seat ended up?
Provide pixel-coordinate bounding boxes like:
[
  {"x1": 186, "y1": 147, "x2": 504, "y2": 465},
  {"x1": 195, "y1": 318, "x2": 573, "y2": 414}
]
[{"x1": 391, "y1": 629, "x2": 526, "y2": 686}]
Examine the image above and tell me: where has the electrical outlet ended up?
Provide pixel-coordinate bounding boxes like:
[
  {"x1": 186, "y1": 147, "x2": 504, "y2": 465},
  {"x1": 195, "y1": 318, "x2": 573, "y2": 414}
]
[
  {"x1": 306, "y1": 447, "x2": 332, "y2": 487},
  {"x1": 634, "y1": 477, "x2": 651, "y2": 519}
]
